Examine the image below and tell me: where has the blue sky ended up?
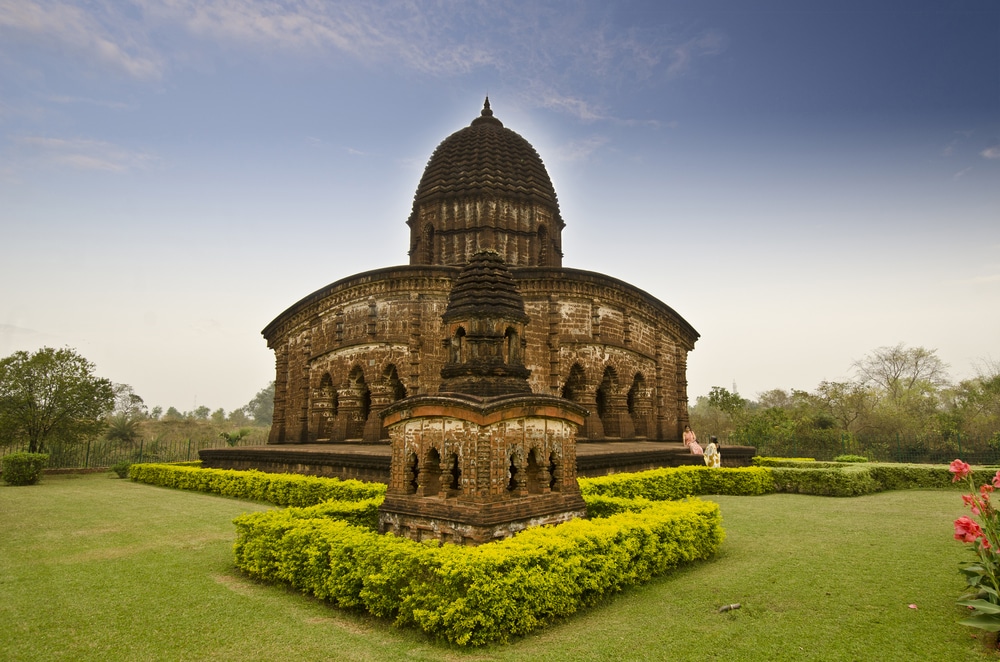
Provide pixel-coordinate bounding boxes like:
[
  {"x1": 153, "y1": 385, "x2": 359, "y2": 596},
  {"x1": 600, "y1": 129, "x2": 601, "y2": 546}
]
[{"x1": 1, "y1": 0, "x2": 998, "y2": 413}]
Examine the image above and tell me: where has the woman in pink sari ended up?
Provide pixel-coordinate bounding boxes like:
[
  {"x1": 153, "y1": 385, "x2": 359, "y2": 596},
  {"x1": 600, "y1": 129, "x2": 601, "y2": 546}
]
[{"x1": 683, "y1": 425, "x2": 703, "y2": 455}]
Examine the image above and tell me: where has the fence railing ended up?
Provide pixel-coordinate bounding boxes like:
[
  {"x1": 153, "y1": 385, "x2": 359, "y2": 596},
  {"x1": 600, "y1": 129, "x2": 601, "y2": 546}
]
[
  {"x1": 746, "y1": 431, "x2": 1000, "y2": 465},
  {"x1": 0, "y1": 436, "x2": 262, "y2": 470}
]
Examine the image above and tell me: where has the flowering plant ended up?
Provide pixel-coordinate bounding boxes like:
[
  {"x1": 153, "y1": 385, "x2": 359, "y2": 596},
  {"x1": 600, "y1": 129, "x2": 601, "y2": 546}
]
[{"x1": 950, "y1": 459, "x2": 1000, "y2": 632}]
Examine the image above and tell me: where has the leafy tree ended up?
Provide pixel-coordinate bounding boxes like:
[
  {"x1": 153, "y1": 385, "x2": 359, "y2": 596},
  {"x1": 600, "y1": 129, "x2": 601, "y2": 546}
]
[
  {"x1": 708, "y1": 386, "x2": 748, "y2": 417},
  {"x1": 243, "y1": 381, "x2": 275, "y2": 426},
  {"x1": 814, "y1": 380, "x2": 877, "y2": 434},
  {"x1": 210, "y1": 408, "x2": 226, "y2": 424},
  {"x1": 149, "y1": 406, "x2": 163, "y2": 420},
  {"x1": 163, "y1": 407, "x2": 184, "y2": 422},
  {"x1": 227, "y1": 408, "x2": 250, "y2": 426},
  {"x1": 106, "y1": 383, "x2": 147, "y2": 446},
  {"x1": 0, "y1": 347, "x2": 114, "y2": 453},
  {"x1": 105, "y1": 413, "x2": 142, "y2": 447},
  {"x1": 112, "y1": 383, "x2": 147, "y2": 419},
  {"x1": 192, "y1": 406, "x2": 210, "y2": 420}
]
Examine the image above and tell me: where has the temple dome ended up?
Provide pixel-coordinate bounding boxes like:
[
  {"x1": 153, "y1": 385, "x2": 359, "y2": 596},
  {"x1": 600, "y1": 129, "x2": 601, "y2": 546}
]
[
  {"x1": 410, "y1": 98, "x2": 561, "y2": 213},
  {"x1": 407, "y1": 98, "x2": 565, "y2": 268}
]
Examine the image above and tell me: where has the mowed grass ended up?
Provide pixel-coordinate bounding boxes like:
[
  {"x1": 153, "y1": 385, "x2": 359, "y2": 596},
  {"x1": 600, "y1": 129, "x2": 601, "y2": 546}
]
[{"x1": 2, "y1": 473, "x2": 997, "y2": 661}]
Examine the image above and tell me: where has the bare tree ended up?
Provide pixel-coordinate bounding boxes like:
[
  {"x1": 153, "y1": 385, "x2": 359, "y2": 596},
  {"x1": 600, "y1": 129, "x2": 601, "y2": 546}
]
[{"x1": 852, "y1": 343, "x2": 949, "y2": 406}]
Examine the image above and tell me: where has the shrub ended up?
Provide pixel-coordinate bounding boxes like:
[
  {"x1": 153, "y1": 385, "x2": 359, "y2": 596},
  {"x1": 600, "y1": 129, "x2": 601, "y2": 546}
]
[
  {"x1": 770, "y1": 465, "x2": 882, "y2": 497},
  {"x1": 579, "y1": 465, "x2": 774, "y2": 500},
  {"x1": 233, "y1": 495, "x2": 724, "y2": 646},
  {"x1": 110, "y1": 461, "x2": 131, "y2": 478},
  {"x1": 752, "y1": 456, "x2": 816, "y2": 467},
  {"x1": 128, "y1": 463, "x2": 386, "y2": 506},
  {"x1": 833, "y1": 454, "x2": 869, "y2": 463},
  {"x1": 867, "y1": 463, "x2": 990, "y2": 491},
  {"x1": 1, "y1": 452, "x2": 49, "y2": 486}
]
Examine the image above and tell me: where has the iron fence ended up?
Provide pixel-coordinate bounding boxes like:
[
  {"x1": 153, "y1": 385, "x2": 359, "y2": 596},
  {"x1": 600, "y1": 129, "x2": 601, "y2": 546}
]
[{"x1": 0, "y1": 435, "x2": 261, "y2": 470}]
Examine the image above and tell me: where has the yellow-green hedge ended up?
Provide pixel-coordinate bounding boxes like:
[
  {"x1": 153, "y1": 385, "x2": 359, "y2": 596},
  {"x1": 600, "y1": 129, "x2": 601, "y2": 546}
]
[
  {"x1": 233, "y1": 495, "x2": 723, "y2": 646},
  {"x1": 128, "y1": 463, "x2": 385, "y2": 506},
  {"x1": 579, "y1": 465, "x2": 774, "y2": 500}
]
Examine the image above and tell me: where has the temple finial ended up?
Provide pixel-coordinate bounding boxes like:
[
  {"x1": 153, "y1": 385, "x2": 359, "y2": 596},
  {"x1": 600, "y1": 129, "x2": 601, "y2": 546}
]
[{"x1": 482, "y1": 96, "x2": 493, "y2": 117}]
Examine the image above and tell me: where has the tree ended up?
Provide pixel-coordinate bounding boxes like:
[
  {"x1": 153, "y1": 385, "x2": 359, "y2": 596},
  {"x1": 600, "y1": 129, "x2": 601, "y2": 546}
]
[
  {"x1": 852, "y1": 343, "x2": 948, "y2": 406},
  {"x1": 210, "y1": 408, "x2": 226, "y2": 424},
  {"x1": 219, "y1": 428, "x2": 251, "y2": 446},
  {"x1": 708, "y1": 386, "x2": 748, "y2": 423},
  {"x1": 851, "y1": 344, "x2": 950, "y2": 435},
  {"x1": 227, "y1": 408, "x2": 250, "y2": 426},
  {"x1": 243, "y1": 381, "x2": 275, "y2": 426},
  {"x1": 105, "y1": 414, "x2": 141, "y2": 447},
  {"x1": 0, "y1": 347, "x2": 115, "y2": 453},
  {"x1": 112, "y1": 383, "x2": 147, "y2": 419},
  {"x1": 814, "y1": 380, "x2": 877, "y2": 434}
]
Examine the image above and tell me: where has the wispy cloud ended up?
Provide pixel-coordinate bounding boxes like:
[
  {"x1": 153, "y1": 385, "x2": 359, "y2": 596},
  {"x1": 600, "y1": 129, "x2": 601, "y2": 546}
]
[
  {"x1": 537, "y1": 92, "x2": 609, "y2": 122},
  {"x1": 553, "y1": 135, "x2": 610, "y2": 162},
  {"x1": 953, "y1": 166, "x2": 973, "y2": 181},
  {"x1": 3, "y1": 1, "x2": 723, "y2": 123},
  {"x1": 665, "y1": 31, "x2": 727, "y2": 77},
  {"x1": 981, "y1": 145, "x2": 1000, "y2": 160},
  {"x1": 0, "y1": 0, "x2": 162, "y2": 78},
  {"x1": 13, "y1": 136, "x2": 157, "y2": 172}
]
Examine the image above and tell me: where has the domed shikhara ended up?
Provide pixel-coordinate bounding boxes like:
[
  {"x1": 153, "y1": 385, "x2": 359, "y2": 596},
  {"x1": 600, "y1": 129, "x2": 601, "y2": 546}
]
[
  {"x1": 439, "y1": 250, "x2": 532, "y2": 397},
  {"x1": 408, "y1": 98, "x2": 564, "y2": 268},
  {"x1": 443, "y1": 249, "x2": 530, "y2": 324}
]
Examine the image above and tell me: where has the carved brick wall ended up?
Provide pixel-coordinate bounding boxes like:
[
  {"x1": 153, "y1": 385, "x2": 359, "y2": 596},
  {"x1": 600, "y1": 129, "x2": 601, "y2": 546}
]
[{"x1": 264, "y1": 266, "x2": 697, "y2": 445}]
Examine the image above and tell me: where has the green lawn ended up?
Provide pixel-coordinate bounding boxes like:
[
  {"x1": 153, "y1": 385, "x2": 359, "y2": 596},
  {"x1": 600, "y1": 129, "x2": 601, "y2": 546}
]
[{"x1": 2, "y1": 473, "x2": 996, "y2": 661}]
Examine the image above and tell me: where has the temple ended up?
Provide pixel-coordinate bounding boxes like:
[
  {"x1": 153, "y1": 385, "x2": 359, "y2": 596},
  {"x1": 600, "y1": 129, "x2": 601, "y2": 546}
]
[{"x1": 261, "y1": 98, "x2": 699, "y2": 446}]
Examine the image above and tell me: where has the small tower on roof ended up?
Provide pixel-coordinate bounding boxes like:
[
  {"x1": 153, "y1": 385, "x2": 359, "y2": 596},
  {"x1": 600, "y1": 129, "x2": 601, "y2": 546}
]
[{"x1": 378, "y1": 250, "x2": 588, "y2": 545}]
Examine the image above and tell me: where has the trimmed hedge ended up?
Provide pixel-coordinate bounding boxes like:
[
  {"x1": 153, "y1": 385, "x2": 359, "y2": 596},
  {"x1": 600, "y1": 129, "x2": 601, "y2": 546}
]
[
  {"x1": 579, "y1": 465, "x2": 774, "y2": 500},
  {"x1": 128, "y1": 463, "x2": 385, "y2": 506},
  {"x1": 753, "y1": 457, "x2": 817, "y2": 467},
  {"x1": 769, "y1": 465, "x2": 882, "y2": 497},
  {"x1": 1, "y1": 452, "x2": 49, "y2": 486},
  {"x1": 233, "y1": 495, "x2": 724, "y2": 646}
]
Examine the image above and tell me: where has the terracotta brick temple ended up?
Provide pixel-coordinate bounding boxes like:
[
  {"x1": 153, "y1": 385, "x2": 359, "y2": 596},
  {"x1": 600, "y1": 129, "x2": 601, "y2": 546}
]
[{"x1": 199, "y1": 98, "x2": 755, "y2": 480}]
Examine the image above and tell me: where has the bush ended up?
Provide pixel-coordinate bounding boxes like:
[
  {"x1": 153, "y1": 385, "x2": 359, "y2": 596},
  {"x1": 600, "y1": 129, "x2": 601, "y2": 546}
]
[
  {"x1": 752, "y1": 456, "x2": 816, "y2": 467},
  {"x1": 579, "y1": 465, "x2": 774, "y2": 500},
  {"x1": 1, "y1": 452, "x2": 49, "y2": 486},
  {"x1": 110, "y1": 461, "x2": 131, "y2": 478},
  {"x1": 128, "y1": 463, "x2": 386, "y2": 506},
  {"x1": 833, "y1": 454, "x2": 869, "y2": 463},
  {"x1": 233, "y1": 495, "x2": 724, "y2": 646},
  {"x1": 770, "y1": 465, "x2": 882, "y2": 497}
]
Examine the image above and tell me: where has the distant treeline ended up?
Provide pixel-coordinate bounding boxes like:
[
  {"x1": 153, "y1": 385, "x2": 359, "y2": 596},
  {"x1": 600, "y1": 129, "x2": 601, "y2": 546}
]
[{"x1": 690, "y1": 344, "x2": 1000, "y2": 462}]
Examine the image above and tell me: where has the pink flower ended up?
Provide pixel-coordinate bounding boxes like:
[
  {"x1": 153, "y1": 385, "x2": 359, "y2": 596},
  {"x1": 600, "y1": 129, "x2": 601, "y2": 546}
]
[
  {"x1": 950, "y1": 459, "x2": 972, "y2": 482},
  {"x1": 963, "y1": 494, "x2": 983, "y2": 515},
  {"x1": 991, "y1": 471, "x2": 1000, "y2": 489},
  {"x1": 955, "y1": 516, "x2": 985, "y2": 543}
]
